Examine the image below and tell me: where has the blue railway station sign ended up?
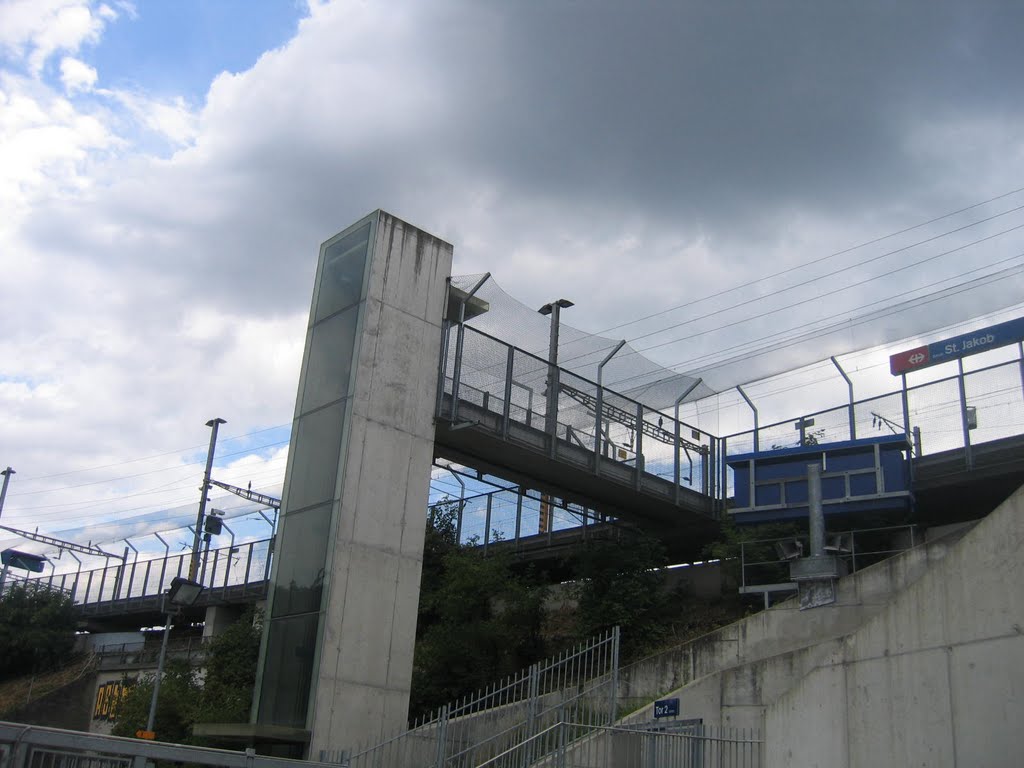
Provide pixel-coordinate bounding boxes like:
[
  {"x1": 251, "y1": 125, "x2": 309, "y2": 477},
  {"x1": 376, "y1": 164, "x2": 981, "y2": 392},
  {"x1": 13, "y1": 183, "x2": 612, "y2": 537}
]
[
  {"x1": 1, "y1": 548, "x2": 47, "y2": 573},
  {"x1": 890, "y1": 316, "x2": 1024, "y2": 375}
]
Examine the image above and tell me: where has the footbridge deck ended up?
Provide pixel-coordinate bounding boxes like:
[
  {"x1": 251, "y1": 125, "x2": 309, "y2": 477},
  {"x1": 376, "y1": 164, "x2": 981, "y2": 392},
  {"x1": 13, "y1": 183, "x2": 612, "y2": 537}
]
[{"x1": 434, "y1": 323, "x2": 723, "y2": 558}]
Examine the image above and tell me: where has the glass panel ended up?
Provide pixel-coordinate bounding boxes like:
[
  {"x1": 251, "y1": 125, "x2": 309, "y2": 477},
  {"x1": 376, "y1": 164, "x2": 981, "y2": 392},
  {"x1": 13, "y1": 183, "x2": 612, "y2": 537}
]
[
  {"x1": 302, "y1": 305, "x2": 359, "y2": 413},
  {"x1": 315, "y1": 222, "x2": 371, "y2": 323},
  {"x1": 286, "y1": 401, "x2": 346, "y2": 512},
  {"x1": 258, "y1": 612, "x2": 320, "y2": 727},
  {"x1": 271, "y1": 503, "x2": 331, "y2": 618}
]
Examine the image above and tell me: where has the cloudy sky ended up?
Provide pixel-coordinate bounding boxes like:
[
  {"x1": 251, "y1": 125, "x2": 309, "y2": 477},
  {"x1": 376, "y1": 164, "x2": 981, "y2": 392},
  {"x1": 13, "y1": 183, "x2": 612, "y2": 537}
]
[{"x1": 1, "y1": 0, "x2": 1023, "y2": 557}]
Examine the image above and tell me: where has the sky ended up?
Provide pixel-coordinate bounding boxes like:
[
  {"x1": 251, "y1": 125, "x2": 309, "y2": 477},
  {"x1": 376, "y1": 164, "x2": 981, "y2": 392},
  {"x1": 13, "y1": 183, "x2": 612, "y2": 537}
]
[{"x1": 1, "y1": 0, "x2": 1023, "y2": 561}]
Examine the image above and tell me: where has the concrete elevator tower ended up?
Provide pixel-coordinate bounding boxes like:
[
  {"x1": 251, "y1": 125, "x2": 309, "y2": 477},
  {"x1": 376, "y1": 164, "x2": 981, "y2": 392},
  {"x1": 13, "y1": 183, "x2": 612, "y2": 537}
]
[{"x1": 252, "y1": 211, "x2": 453, "y2": 757}]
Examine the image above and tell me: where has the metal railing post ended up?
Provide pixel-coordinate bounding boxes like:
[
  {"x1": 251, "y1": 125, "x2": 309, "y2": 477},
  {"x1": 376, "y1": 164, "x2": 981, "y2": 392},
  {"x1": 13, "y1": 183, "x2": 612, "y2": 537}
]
[
  {"x1": 609, "y1": 626, "x2": 620, "y2": 726},
  {"x1": 736, "y1": 385, "x2": 758, "y2": 451},
  {"x1": 957, "y1": 358, "x2": 973, "y2": 469},
  {"x1": 450, "y1": 273, "x2": 490, "y2": 424},
  {"x1": 1019, "y1": 341, "x2": 1024, "y2": 401},
  {"x1": 503, "y1": 347, "x2": 515, "y2": 438},
  {"x1": 831, "y1": 356, "x2": 856, "y2": 440},
  {"x1": 154, "y1": 533, "x2": 169, "y2": 595},
  {"x1": 634, "y1": 402, "x2": 644, "y2": 491},
  {"x1": 434, "y1": 704, "x2": 449, "y2": 768},
  {"x1": 900, "y1": 373, "x2": 911, "y2": 437},
  {"x1": 594, "y1": 340, "x2": 627, "y2": 475},
  {"x1": 673, "y1": 379, "x2": 703, "y2": 504},
  {"x1": 124, "y1": 539, "x2": 139, "y2": 599},
  {"x1": 484, "y1": 495, "x2": 492, "y2": 554},
  {"x1": 514, "y1": 490, "x2": 523, "y2": 546}
]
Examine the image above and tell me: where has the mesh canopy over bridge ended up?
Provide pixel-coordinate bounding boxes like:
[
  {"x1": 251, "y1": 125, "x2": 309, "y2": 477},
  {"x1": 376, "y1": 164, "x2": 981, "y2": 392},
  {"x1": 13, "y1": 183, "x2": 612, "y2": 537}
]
[{"x1": 451, "y1": 275, "x2": 716, "y2": 412}]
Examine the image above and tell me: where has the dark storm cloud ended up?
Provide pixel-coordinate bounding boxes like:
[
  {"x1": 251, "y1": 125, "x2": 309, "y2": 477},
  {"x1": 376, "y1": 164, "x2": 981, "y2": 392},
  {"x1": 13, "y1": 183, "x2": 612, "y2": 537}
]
[
  {"x1": 429, "y1": 1, "x2": 1023, "y2": 225},
  {"x1": 15, "y1": 0, "x2": 1024, "y2": 319}
]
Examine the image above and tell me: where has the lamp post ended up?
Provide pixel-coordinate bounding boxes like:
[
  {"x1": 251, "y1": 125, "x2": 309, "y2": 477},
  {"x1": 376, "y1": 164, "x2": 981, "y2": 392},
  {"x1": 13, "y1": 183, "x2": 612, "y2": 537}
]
[
  {"x1": 143, "y1": 576, "x2": 204, "y2": 740},
  {"x1": 0, "y1": 467, "x2": 14, "y2": 522},
  {"x1": 538, "y1": 299, "x2": 573, "y2": 450}
]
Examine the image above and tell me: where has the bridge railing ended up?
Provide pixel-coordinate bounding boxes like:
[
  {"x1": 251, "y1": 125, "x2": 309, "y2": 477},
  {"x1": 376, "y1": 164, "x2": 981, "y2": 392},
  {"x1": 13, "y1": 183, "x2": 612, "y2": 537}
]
[
  {"x1": 440, "y1": 324, "x2": 715, "y2": 499},
  {"x1": 430, "y1": 487, "x2": 613, "y2": 551},
  {"x1": 721, "y1": 354, "x2": 1024, "y2": 494},
  {"x1": 16, "y1": 538, "x2": 273, "y2": 608}
]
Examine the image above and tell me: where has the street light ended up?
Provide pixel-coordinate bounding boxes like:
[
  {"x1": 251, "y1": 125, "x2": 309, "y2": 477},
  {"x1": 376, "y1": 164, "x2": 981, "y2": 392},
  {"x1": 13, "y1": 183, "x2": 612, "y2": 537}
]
[
  {"x1": 142, "y1": 576, "x2": 204, "y2": 740},
  {"x1": 538, "y1": 299, "x2": 573, "y2": 445}
]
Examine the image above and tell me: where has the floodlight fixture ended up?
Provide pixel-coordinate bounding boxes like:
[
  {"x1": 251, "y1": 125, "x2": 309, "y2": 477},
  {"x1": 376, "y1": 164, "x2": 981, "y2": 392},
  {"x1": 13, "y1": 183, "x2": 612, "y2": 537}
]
[
  {"x1": 167, "y1": 576, "x2": 204, "y2": 607},
  {"x1": 775, "y1": 540, "x2": 804, "y2": 561},
  {"x1": 538, "y1": 299, "x2": 574, "y2": 315}
]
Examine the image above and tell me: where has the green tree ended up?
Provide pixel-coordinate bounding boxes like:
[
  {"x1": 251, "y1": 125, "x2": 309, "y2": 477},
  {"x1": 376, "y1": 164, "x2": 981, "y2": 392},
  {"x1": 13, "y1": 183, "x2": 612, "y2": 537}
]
[
  {"x1": 194, "y1": 608, "x2": 263, "y2": 724},
  {"x1": 111, "y1": 658, "x2": 201, "y2": 743},
  {"x1": 570, "y1": 532, "x2": 671, "y2": 656},
  {"x1": 112, "y1": 608, "x2": 263, "y2": 742},
  {"x1": 0, "y1": 583, "x2": 77, "y2": 680},
  {"x1": 410, "y1": 499, "x2": 547, "y2": 716}
]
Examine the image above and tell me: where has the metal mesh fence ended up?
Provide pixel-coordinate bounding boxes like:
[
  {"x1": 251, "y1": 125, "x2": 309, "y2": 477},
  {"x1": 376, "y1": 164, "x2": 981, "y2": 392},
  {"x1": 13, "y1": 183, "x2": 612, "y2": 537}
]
[
  {"x1": 722, "y1": 358, "x2": 1023, "y2": 462},
  {"x1": 908, "y1": 376, "x2": 963, "y2": 455},
  {"x1": 322, "y1": 628, "x2": 621, "y2": 768},
  {"x1": 19, "y1": 539, "x2": 273, "y2": 607},
  {"x1": 443, "y1": 325, "x2": 710, "y2": 501}
]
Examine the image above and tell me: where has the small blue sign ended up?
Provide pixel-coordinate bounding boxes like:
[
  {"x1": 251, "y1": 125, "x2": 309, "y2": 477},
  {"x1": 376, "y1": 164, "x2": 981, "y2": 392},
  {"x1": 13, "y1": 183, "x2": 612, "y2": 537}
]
[{"x1": 653, "y1": 698, "x2": 679, "y2": 718}]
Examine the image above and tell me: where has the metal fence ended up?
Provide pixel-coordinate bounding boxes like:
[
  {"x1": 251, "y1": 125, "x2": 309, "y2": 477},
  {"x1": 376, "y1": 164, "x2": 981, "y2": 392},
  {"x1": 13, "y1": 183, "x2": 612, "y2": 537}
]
[
  {"x1": 0, "y1": 721, "x2": 313, "y2": 768},
  {"x1": 483, "y1": 721, "x2": 763, "y2": 768},
  {"x1": 322, "y1": 628, "x2": 620, "y2": 768},
  {"x1": 722, "y1": 354, "x2": 1024, "y2": 499},
  {"x1": 724, "y1": 356, "x2": 1024, "y2": 458},
  {"x1": 0, "y1": 718, "x2": 759, "y2": 768},
  {"x1": 444, "y1": 319, "x2": 1024, "y2": 512},
  {"x1": 440, "y1": 324, "x2": 716, "y2": 500},
  {"x1": 15, "y1": 538, "x2": 273, "y2": 608}
]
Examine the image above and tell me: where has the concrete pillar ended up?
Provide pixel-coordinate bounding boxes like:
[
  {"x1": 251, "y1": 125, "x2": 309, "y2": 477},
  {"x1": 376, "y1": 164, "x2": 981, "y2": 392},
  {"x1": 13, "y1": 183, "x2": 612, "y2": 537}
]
[
  {"x1": 203, "y1": 604, "x2": 244, "y2": 639},
  {"x1": 253, "y1": 211, "x2": 452, "y2": 758}
]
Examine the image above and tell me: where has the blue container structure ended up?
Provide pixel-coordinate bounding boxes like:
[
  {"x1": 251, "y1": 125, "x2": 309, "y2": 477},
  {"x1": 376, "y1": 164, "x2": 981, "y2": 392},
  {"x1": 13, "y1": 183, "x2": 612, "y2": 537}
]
[{"x1": 726, "y1": 434, "x2": 913, "y2": 525}]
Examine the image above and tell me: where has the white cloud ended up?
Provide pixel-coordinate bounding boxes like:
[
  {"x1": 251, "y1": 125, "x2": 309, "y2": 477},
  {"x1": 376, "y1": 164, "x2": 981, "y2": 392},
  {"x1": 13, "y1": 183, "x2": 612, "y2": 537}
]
[
  {"x1": 59, "y1": 55, "x2": 97, "y2": 92},
  {"x1": 0, "y1": 72, "x2": 115, "y2": 212},
  {"x1": 105, "y1": 89, "x2": 198, "y2": 145},
  {"x1": 2, "y1": 0, "x2": 1024, "y2": 552},
  {"x1": 0, "y1": 0, "x2": 108, "y2": 75}
]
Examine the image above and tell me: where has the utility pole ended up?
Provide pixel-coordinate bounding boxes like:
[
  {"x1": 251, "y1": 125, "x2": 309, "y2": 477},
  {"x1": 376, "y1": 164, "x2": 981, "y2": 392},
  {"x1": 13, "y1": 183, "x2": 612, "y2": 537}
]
[
  {"x1": 0, "y1": 467, "x2": 14, "y2": 522},
  {"x1": 189, "y1": 418, "x2": 225, "y2": 580}
]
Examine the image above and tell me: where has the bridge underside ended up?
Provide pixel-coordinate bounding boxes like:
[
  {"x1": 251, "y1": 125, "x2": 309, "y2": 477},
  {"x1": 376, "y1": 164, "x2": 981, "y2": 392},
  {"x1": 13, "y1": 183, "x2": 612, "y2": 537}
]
[
  {"x1": 434, "y1": 397, "x2": 721, "y2": 562},
  {"x1": 913, "y1": 434, "x2": 1024, "y2": 525},
  {"x1": 75, "y1": 582, "x2": 267, "y2": 632}
]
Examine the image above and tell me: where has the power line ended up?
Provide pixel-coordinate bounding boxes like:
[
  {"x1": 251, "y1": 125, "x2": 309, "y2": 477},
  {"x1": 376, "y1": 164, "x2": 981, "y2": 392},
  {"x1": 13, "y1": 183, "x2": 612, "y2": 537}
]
[
  {"x1": 548, "y1": 211, "x2": 1024, "y2": 375},
  {"x1": 585, "y1": 186, "x2": 1024, "y2": 337},
  {"x1": 554, "y1": 242, "x2": 1024, "y2": 396}
]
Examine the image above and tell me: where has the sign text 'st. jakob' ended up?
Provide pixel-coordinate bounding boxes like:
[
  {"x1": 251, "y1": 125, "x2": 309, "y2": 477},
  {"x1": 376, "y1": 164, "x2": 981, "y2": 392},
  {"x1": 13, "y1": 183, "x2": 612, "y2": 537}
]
[{"x1": 890, "y1": 316, "x2": 1024, "y2": 375}]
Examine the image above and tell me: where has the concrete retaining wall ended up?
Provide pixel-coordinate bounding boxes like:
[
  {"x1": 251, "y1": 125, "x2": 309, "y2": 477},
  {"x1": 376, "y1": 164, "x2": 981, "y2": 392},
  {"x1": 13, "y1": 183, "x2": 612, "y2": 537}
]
[
  {"x1": 765, "y1": 485, "x2": 1024, "y2": 767},
  {"x1": 617, "y1": 522, "x2": 973, "y2": 716}
]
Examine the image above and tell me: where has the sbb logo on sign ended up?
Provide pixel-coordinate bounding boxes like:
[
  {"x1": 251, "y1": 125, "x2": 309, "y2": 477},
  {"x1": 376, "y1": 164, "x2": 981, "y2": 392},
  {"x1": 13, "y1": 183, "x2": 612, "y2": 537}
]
[{"x1": 889, "y1": 346, "x2": 930, "y2": 375}]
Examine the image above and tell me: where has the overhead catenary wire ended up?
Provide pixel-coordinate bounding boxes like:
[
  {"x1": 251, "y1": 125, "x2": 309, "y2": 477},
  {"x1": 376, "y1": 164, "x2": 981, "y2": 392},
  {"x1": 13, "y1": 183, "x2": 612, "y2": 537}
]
[{"x1": 544, "y1": 214, "x2": 1024, "y2": 375}]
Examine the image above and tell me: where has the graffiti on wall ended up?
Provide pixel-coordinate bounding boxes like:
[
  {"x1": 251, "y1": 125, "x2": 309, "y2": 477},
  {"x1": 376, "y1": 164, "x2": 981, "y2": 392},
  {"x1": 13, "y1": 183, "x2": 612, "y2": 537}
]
[{"x1": 93, "y1": 680, "x2": 133, "y2": 721}]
